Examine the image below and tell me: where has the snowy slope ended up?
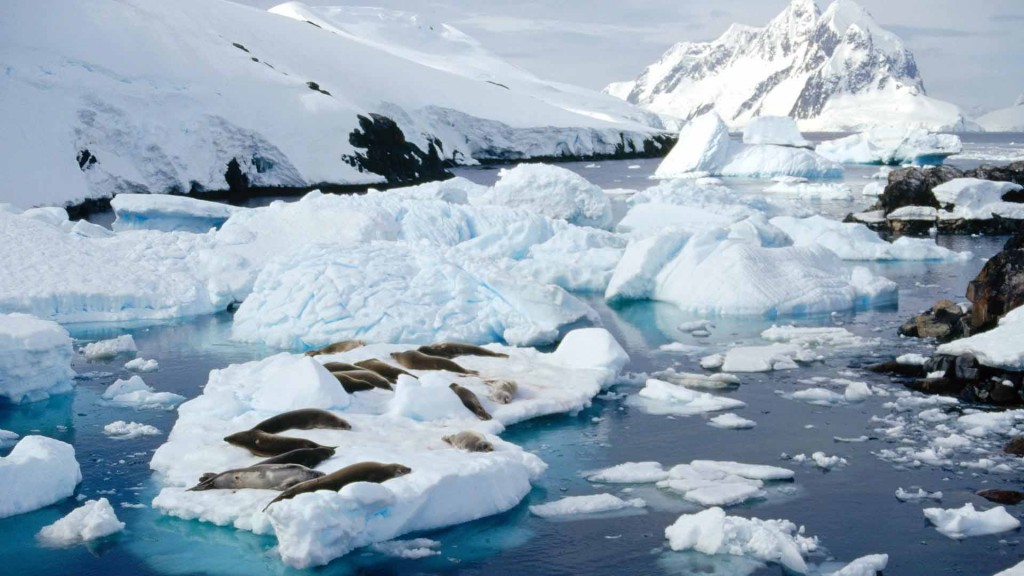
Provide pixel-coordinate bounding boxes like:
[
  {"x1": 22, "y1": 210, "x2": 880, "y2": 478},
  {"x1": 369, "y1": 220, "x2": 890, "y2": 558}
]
[
  {"x1": 605, "y1": 0, "x2": 973, "y2": 132},
  {"x1": 979, "y1": 95, "x2": 1024, "y2": 132},
  {"x1": 0, "y1": 0, "x2": 666, "y2": 209}
]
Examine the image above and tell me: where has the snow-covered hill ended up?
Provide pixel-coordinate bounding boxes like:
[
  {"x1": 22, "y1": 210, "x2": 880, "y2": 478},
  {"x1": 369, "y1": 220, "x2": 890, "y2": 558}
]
[
  {"x1": 0, "y1": 0, "x2": 667, "y2": 208},
  {"x1": 979, "y1": 94, "x2": 1024, "y2": 132},
  {"x1": 604, "y1": 0, "x2": 974, "y2": 132}
]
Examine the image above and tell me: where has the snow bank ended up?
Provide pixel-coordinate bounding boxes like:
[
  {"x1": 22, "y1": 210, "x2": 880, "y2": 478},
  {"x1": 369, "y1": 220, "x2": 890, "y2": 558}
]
[
  {"x1": 770, "y1": 216, "x2": 969, "y2": 261},
  {"x1": 82, "y1": 335, "x2": 137, "y2": 360},
  {"x1": 103, "y1": 421, "x2": 161, "y2": 440},
  {"x1": 232, "y1": 241, "x2": 598, "y2": 349},
  {"x1": 816, "y1": 127, "x2": 962, "y2": 165},
  {"x1": 0, "y1": 313, "x2": 74, "y2": 403},
  {"x1": 102, "y1": 376, "x2": 185, "y2": 410},
  {"x1": 529, "y1": 494, "x2": 645, "y2": 518},
  {"x1": 664, "y1": 507, "x2": 818, "y2": 574},
  {"x1": 473, "y1": 164, "x2": 613, "y2": 229},
  {"x1": 742, "y1": 117, "x2": 811, "y2": 148},
  {"x1": 930, "y1": 178, "x2": 1024, "y2": 221},
  {"x1": 937, "y1": 307, "x2": 1024, "y2": 370},
  {"x1": 923, "y1": 503, "x2": 1020, "y2": 539},
  {"x1": 150, "y1": 329, "x2": 625, "y2": 567},
  {"x1": 112, "y1": 194, "x2": 244, "y2": 233},
  {"x1": 629, "y1": 379, "x2": 746, "y2": 416},
  {"x1": 0, "y1": 436, "x2": 82, "y2": 518},
  {"x1": 37, "y1": 498, "x2": 125, "y2": 546}
]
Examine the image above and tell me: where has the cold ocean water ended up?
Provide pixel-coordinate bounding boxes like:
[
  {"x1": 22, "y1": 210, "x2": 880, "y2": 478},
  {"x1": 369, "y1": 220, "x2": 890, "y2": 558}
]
[{"x1": 1, "y1": 134, "x2": 1024, "y2": 576}]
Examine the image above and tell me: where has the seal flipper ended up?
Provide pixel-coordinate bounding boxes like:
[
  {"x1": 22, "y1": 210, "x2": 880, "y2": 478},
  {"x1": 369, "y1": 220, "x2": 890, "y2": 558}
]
[{"x1": 187, "y1": 472, "x2": 219, "y2": 491}]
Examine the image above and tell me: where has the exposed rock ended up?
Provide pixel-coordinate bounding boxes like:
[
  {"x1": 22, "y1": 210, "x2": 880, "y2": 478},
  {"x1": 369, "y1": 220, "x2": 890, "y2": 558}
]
[
  {"x1": 865, "y1": 360, "x2": 926, "y2": 378},
  {"x1": 967, "y1": 230, "x2": 1024, "y2": 332},
  {"x1": 977, "y1": 489, "x2": 1024, "y2": 505},
  {"x1": 878, "y1": 166, "x2": 957, "y2": 214},
  {"x1": 341, "y1": 113, "x2": 453, "y2": 185},
  {"x1": 897, "y1": 299, "x2": 969, "y2": 342},
  {"x1": 1004, "y1": 436, "x2": 1024, "y2": 456}
]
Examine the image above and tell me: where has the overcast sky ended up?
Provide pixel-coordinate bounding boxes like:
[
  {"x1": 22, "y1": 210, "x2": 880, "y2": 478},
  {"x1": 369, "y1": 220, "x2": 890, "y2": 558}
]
[{"x1": 234, "y1": 0, "x2": 1024, "y2": 114}]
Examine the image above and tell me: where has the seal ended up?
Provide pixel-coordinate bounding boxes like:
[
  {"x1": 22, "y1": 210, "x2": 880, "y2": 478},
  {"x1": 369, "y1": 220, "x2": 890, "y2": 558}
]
[
  {"x1": 331, "y1": 370, "x2": 392, "y2": 392},
  {"x1": 331, "y1": 371, "x2": 377, "y2": 393},
  {"x1": 321, "y1": 361, "x2": 362, "y2": 373},
  {"x1": 257, "y1": 446, "x2": 336, "y2": 468},
  {"x1": 251, "y1": 409, "x2": 351, "y2": 434},
  {"x1": 354, "y1": 359, "x2": 412, "y2": 384},
  {"x1": 417, "y1": 342, "x2": 509, "y2": 360},
  {"x1": 390, "y1": 350, "x2": 478, "y2": 375},
  {"x1": 223, "y1": 429, "x2": 333, "y2": 457},
  {"x1": 486, "y1": 379, "x2": 517, "y2": 404},
  {"x1": 449, "y1": 383, "x2": 492, "y2": 420},
  {"x1": 262, "y1": 461, "x2": 412, "y2": 511},
  {"x1": 188, "y1": 464, "x2": 324, "y2": 491},
  {"x1": 305, "y1": 340, "x2": 367, "y2": 357},
  {"x1": 442, "y1": 430, "x2": 494, "y2": 452}
]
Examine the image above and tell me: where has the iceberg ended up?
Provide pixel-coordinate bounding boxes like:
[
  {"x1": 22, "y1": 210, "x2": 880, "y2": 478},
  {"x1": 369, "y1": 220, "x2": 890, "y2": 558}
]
[
  {"x1": 529, "y1": 494, "x2": 645, "y2": 518},
  {"x1": 0, "y1": 313, "x2": 74, "y2": 404},
  {"x1": 112, "y1": 194, "x2": 245, "y2": 233},
  {"x1": 653, "y1": 112, "x2": 734, "y2": 178},
  {"x1": 742, "y1": 116, "x2": 811, "y2": 148},
  {"x1": 0, "y1": 436, "x2": 82, "y2": 518},
  {"x1": 472, "y1": 164, "x2": 614, "y2": 229},
  {"x1": 103, "y1": 421, "x2": 161, "y2": 440},
  {"x1": 816, "y1": 127, "x2": 962, "y2": 165},
  {"x1": 82, "y1": 335, "x2": 137, "y2": 360},
  {"x1": 708, "y1": 413, "x2": 756, "y2": 429},
  {"x1": 924, "y1": 503, "x2": 1020, "y2": 539},
  {"x1": 37, "y1": 498, "x2": 125, "y2": 546},
  {"x1": 102, "y1": 375, "x2": 186, "y2": 410},
  {"x1": 770, "y1": 215, "x2": 969, "y2": 261}
]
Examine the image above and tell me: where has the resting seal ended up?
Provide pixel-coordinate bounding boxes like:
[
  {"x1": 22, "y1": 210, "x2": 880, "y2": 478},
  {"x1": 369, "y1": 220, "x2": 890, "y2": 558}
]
[
  {"x1": 449, "y1": 383, "x2": 492, "y2": 420},
  {"x1": 418, "y1": 342, "x2": 509, "y2": 360},
  {"x1": 257, "y1": 446, "x2": 336, "y2": 468},
  {"x1": 486, "y1": 379, "x2": 517, "y2": 404},
  {"x1": 442, "y1": 431, "x2": 494, "y2": 452},
  {"x1": 188, "y1": 464, "x2": 323, "y2": 491},
  {"x1": 354, "y1": 359, "x2": 412, "y2": 384},
  {"x1": 224, "y1": 429, "x2": 333, "y2": 457},
  {"x1": 391, "y1": 350, "x2": 478, "y2": 375},
  {"x1": 262, "y1": 461, "x2": 412, "y2": 511},
  {"x1": 331, "y1": 371, "x2": 391, "y2": 393},
  {"x1": 321, "y1": 361, "x2": 362, "y2": 373},
  {"x1": 305, "y1": 340, "x2": 367, "y2": 357},
  {"x1": 251, "y1": 409, "x2": 351, "y2": 434}
]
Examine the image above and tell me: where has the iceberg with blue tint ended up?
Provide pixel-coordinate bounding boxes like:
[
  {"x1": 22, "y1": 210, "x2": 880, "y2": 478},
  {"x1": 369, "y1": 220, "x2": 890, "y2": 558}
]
[
  {"x1": 0, "y1": 435, "x2": 82, "y2": 518},
  {"x1": 112, "y1": 194, "x2": 245, "y2": 233},
  {"x1": 0, "y1": 313, "x2": 74, "y2": 404},
  {"x1": 816, "y1": 127, "x2": 962, "y2": 165}
]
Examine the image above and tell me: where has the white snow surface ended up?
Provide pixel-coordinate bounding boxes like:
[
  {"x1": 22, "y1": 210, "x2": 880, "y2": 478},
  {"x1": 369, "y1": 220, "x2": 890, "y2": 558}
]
[
  {"x1": 472, "y1": 164, "x2": 613, "y2": 229},
  {"x1": 816, "y1": 127, "x2": 962, "y2": 165},
  {"x1": 0, "y1": 435, "x2": 82, "y2": 518},
  {"x1": 529, "y1": 494, "x2": 646, "y2": 518},
  {"x1": 37, "y1": 498, "x2": 125, "y2": 546},
  {"x1": 664, "y1": 507, "x2": 818, "y2": 574},
  {"x1": 937, "y1": 307, "x2": 1024, "y2": 370},
  {"x1": 825, "y1": 554, "x2": 889, "y2": 576},
  {"x1": 930, "y1": 178, "x2": 1024, "y2": 221},
  {"x1": 763, "y1": 181, "x2": 852, "y2": 200},
  {"x1": 743, "y1": 116, "x2": 811, "y2": 148},
  {"x1": 103, "y1": 421, "x2": 161, "y2": 440},
  {"x1": 0, "y1": 313, "x2": 75, "y2": 403},
  {"x1": 924, "y1": 503, "x2": 1020, "y2": 539},
  {"x1": 150, "y1": 329, "x2": 626, "y2": 567},
  {"x1": 979, "y1": 98, "x2": 1024, "y2": 132}
]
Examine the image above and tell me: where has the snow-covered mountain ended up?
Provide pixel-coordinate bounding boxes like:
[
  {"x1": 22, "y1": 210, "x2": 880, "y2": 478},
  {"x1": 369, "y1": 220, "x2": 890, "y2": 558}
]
[
  {"x1": 605, "y1": 0, "x2": 974, "y2": 132},
  {"x1": 0, "y1": 0, "x2": 668, "y2": 208},
  {"x1": 978, "y1": 94, "x2": 1024, "y2": 132}
]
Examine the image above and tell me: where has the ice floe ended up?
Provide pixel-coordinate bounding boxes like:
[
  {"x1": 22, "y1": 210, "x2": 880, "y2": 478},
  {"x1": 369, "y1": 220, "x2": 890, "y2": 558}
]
[
  {"x1": 471, "y1": 164, "x2": 613, "y2": 229},
  {"x1": 0, "y1": 435, "x2": 82, "y2": 518},
  {"x1": 0, "y1": 429, "x2": 19, "y2": 448},
  {"x1": 529, "y1": 494, "x2": 646, "y2": 518},
  {"x1": 629, "y1": 379, "x2": 746, "y2": 416},
  {"x1": 788, "y1": 452, "x2": 848, "y2": 470},
  {"x1": 103, "y1": 421, "x2": 161, "y2": 440},
  {"x1": 816, "y1": 127, "x2": 962, "y2": 165},
  {"x1": 824, "y1": 554, "x2": 889, "y2": 576},
  {"x1": 585, "y1": 461, "x2": 669, "y2": 484},
  {"x1": 708, "y1": 413, "x2": 756, "y2": 429},
  {"x1": 102, "y1": 376, "x2": 185, "y2": 410},
  {"x1": 763, "y1": 181, "x2": 853, "y2": 200},
  {"x1": 894, "y1": 487, "x2": 942, "y2": 502},
  {"x1": 923, "y1": 503, "x2": 1020, "y2": 539},
  {"x1": 124, "y1": 358, "x2": 159, "y2": 372},
  {"x1": 651, "y1": 369, "x2": 740, "y2": 390},
  {"x1": 0, "y1": 313, "x2": 74, "y2": 403},
  {"x1": 112, "y1": 194, "x2": 244, "y2": 233},
  {"x1": 82, "y1": 335, "x2": 138, "y2": 360},
  {"x1": 37, "y1": 498, "x2": 125, "y2": 546},
  {"x1": 931, "y1": 178, "x2": 1024, "y2": 221},
  {"x1": 769, "y1": 215, "x2": 969, "y2": 261}
]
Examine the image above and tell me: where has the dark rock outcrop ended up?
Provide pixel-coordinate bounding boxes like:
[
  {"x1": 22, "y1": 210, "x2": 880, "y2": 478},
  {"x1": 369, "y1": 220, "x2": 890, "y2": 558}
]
[
  {"x1": 341, "y1": 114, "x2": 453, "y2": 185},
  {"x1": 897, "y1": 299, "x2": 969, "y2": 342},
  {"x1": 1004, "y1": 436, "x2": 1024, "y2": 456},
  {"x1": 967, "y1": 231, "x2": 1024, "y2": 332}
]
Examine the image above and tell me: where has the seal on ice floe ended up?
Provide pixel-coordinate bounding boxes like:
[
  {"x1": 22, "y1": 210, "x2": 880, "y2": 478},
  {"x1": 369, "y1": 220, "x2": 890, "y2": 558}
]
[
  {"x1": 262, "y1": 461, "x2": 412, "y2": 511},
  {"x1": 391, "y1": 350, "x2": 478, "y2": 375},
  {"x1": 417, "y1": 342, "x2": 509, "y2": 360},
  {"x1": 251, "y1": 409, "x2": 351, "y2": 434},
  {"x1": 305, "y1": 340, "x2": 367, "y2": 357},
  {"x1": 331, "y1": 371, "x2": 390, "y2": 393},
  {"x1": 354, "y1": 359, "x2": 412, "y2": 384},
  {"x1": 224, "y1": 429, "x2": 333, "y2": 457},
  {"x1": 442, "y1": 430, "x2": 494, "y2": 452},
  {"x1": 257, "y1": 446, "x2": 336, "y2": 468},
  {"x1": 486, "y1": 379, "x2": 517, "y2": 404},
  {"x1": 188, "y1": 464, "x2": 324, "y2": 491},
  {"x1": 449, "y1": 383, "x2": 492, "y2": 421}
]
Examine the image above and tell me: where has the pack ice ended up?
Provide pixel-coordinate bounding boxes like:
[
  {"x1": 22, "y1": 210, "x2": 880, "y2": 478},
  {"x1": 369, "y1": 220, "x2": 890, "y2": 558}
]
[
  {"x1": 150, "y1": 328, "x2": 628, "y2": 568},
  {"x1": 0, "y1": 436, "x2": 82, "y2": 518},
  {"x1": 0, "y1": 313, "x2": 75, "y2": 403},
  {"x1": 816, "y1": 127, "x2": 962, "y2": 165}
]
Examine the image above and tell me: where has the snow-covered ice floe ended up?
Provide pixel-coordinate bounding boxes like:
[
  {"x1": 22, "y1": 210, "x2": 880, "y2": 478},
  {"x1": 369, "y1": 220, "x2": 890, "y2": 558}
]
[
  {"x1": 0, "y1": 435, "x2": 82, "y2": 518},
  {"x1": 923, "y1": 503, "x2": 1020, "y2": 539},
  {"x1": 82, "y1": 335, "x2": 137, "y2": 360},
  {"x1": 769, "y1": 216, "x2": 969, "y2": 261},
  {"x1": 102, "y1": 376, "x2": 185, "y2": 410},
  {"x1": 585, "y1": 461, "x2": 669, "y2": 484},
  {"x1": 708, "y1": 413, "x2": 756, "y2": 429},
  {"x1": 628, "y1": 379, "x2": 746, "y2": 416},
  {"x1": 529, "y1": 493, "x2": 646, "y2": 519},
  {"x1": 124, "y1": 358, "x2": 159, "y2": 372},
  {"x1": 894, "y1": 487, "x2": 942, "y2": 502},
  {"x1": 103, "y1": 421, "x2": 161, "y2": 440},
  {"x1": 815, "y1": 127, "x2": 962, "y2": 166},
  {"x1": 653, "y1": 112, "x2": 842, "y2": 180},
  {"x1": 0, "y1": 429, "x2": 19, "y2": 448},
  {"x1": 0, "y1": 313, "x2": 74, "y2": 403},
  {"x1": 37, "y1": 498, "x2": 125, "y2": 547},
  {"x1": 150, "y1": 328, "x2": 627, "y2": 568},
  {"x1": 763, "y1": 180, "x2": 853, "y2": 200},
  {"x1": 112, "y1": 194, "x2": 245, "y2": 233}
]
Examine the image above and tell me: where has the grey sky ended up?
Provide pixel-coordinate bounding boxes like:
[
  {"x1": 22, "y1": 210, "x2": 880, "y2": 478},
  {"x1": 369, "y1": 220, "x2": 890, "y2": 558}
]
[{"x1": 233, "y1": 0, "x2": 1024, "y2": 114}]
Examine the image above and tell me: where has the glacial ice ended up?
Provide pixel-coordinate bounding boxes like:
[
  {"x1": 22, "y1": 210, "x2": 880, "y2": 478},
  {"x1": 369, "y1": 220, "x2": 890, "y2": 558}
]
[
  {"x1": 825, "y1": 554, "x2": 889, "y2": 576},
  {"x1": 0, "y1": 435, "x2": 82, "y2": 518},
  {"x1": 0, "y1": 313, "x2": 75, "y2": 404},
  {"x1": 37, "y1": 498, "x2": 125, "y2": 546},
  {"x1": 815, "y1": 127, "x2": 962, "y2": 165},
  {"x1": 742, "y1": 116, "x2": 811, "y2": 148},
  {"x1": 653, "y1": 112, "x2": 734, "y2": 178},
  {"x1": 0, "y1": 429, "x2": 19, "y2": 448},
  {"x1": 82, "y1": 335, "x2": 138, "y2": 360},
  {"x1": 112, "y1": 194, "x2": 244, "y2": 233},
  {"x1": 149, "y1": 329, "x2": 626, "y2": 567},
  {"x1": 770, "y1": 215, "x2": 969, "y2": 261},
  {"x1": 719, "y1": 145, "x2": 843, "y2": 180},
  {"x1": 124, "y1": 358, "x2": 159, "y2": 372},
  {"x1": 472, "y1": 164, "x2": 614, "y2": 229},
  {"x1": 923, "y1": 503, "x2": 1020, "y2": 539},
  {"x1": 529, "y1": 494, "x2": 646, "y2": 518},
  {"x1": 763, "y1": 181, "x2": 853, "y2": 200},
  {"x1": 102, "y1": 375, "x2": 185, "y2": 410}
]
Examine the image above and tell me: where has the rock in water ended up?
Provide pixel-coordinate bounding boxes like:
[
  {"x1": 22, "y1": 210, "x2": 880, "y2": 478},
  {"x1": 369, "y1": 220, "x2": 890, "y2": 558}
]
[
  {"x1": 898, "y1": 299, "x2": 969, "y2": 341},
  {"x1": 967, "y1": 230, "x2": 1024, "y2": 332},
  {"x1": 1004, "y1": 436, "x2": 1024, "y2": 457}
]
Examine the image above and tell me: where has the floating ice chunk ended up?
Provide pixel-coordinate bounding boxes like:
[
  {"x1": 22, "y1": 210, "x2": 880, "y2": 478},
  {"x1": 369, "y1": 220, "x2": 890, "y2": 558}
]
[
  {"x1": 708, "y1": 413, "x2": 756, "y2": 429},
  {"x1": 124, "y1": 358, "x2": 159, "y2": 372},
  {"x1": 761, "y1": 324, "x2": 877, "y2": 348},
  {"x1": 664, "y1": 507, "x2": 818, "y2": 574},
  {"x1": 720, "y1": 145, "x2": 843, "y2": 180},
  {"x1": 102, "y1": 375, "x2": 185, "y2": 410},
  {"x1": 0, "y1": 436, "x2": 82, "y2": 518},
  {"x1": 789, "y1": 388, "x2": 846, "y2": 406},
  {"x1": 931, "y1": 178, "x2": 1024, "y2": 220},
  {"x1": 82, "y1": 335, "x2": 137, "y2": 360},
  {"x1": 653, "y1": 112, "x2": 733, "y2": 179},
  {"x1": 679, "y1": 482, "x2": 765, "y2": 507},
  {"x1": 586, "y1": 461, "x2": 669, "y2": 484},
  {"x1": 834, "y1": 435, "x2": 870, "y2": 443},
  {"x1": 631, "y1": 379, "x2": 745, "y2": 416},
  {"x1": 763, "y1": 181, "x2": 852, "y2": 200},
  {"x1": 861, "y1": 181, "x2": 886, "y2": 197},
  {"x1": 475, "y1": 164, "x2": 614, "y2": 229},
  {"x1": 887, "y1": 206, "x2": 938, "y2": 220},
  {"x1": 700, "y1": 354, "x2": 725, "y2": 370},
  {"x1": 844, "y1": 381, "x2": 873, "y2": 402},
  {"x1": 653, "y1": 369, "x2": 740, "y2": 390},
  {"x1": 0, "y1": 313, "x2": 75, "y2": 403},
  {"x1": 816, "y1": 127, "x2": 962, "y2": 165},
  {"x1": 0, "y1": 429, "x2": 19, "y2": 448},
  {"x1": 894, "y1": 487, "x2": 942, "y2": 502},
  {"x1": 112, "y1": 193, "x2": 244, "y2": 233},
  {"x1": 232, "y1": 241, "x2": 597, "y2": 348},
  {"x1": 824, "y1": 554, "x2": 889, "y2": 576},
  {"x1": 103, "y1": 421, "x2": 161, "y2": 440},
  {"x1": 742, "y1": 117, "x2": 811, "y2": 148},
  {"x1": 37, "y1": 498, "x2": 125, "y2": 546},
  {"x1": 657, "y1": 465, "x2": 764, "y2": 507},
  {"x1": 679, "y1": 320, "x2": 714, "y2": 333},
  {"x1": 791, "y1": 452, "x2": 847, "y2": 470},
  {"x1": 937, "y1": 304, "x2": 1024, "y2": 370},
  {"x1": 530, "y1": 493, "x2": 646, "y2": 518},
  {"x1": 924, "y1": 503, "x2": 1020, "y2": 539},
  {"x1": 689, "y1": 460, "x2": 794, "y2": 481},
  {"x1": 769, "y1": 215, "x2": 969, "y2": 261},
  {"x1": 659, "y1": 342, "x2": 706, "y2": 354},
  {"x1": 718, "y1": 344, "x2": 809, "y2": 373},
  {"x1": 896, "y1": 353, "x2": 929, "y2": 366},
  {"x1": 370, "y1": 538, "x2": 441, "y2": 559}
]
